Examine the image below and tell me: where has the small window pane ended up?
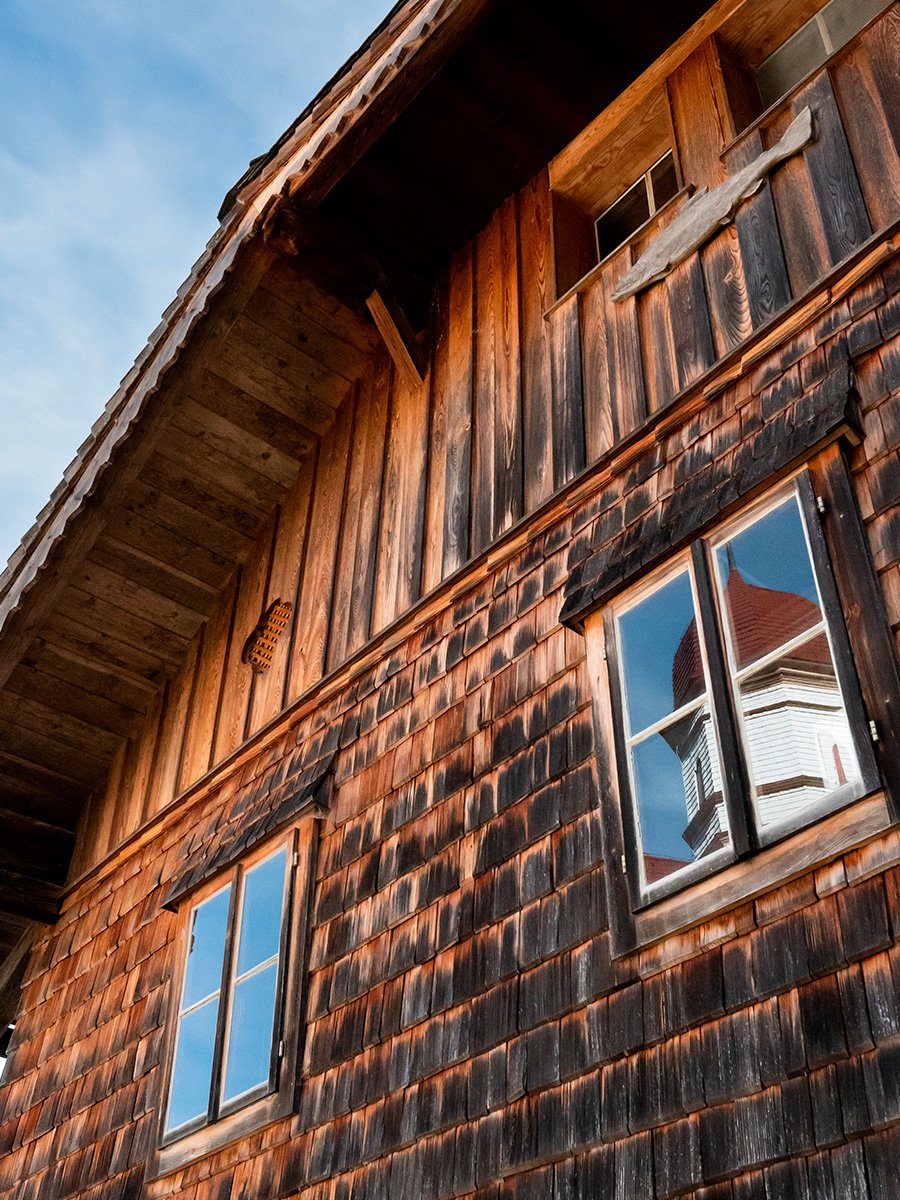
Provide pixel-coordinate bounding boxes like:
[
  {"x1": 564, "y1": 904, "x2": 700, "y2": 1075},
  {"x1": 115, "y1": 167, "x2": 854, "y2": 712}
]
[
  {"x1": 736, "y1": 633, "x2": 861, "y2": 829},
  {"x1": 756, "y1": 18, "x2": 827, "y2": 109},
  {"x1": 650, "y1": 153, "x2": 678, "y2": 210},
  {"x1": 182, "y1": 887, "x2": 231, "y2": 1010},
  {"x1": 619, "y1": 570, "x2": 703, "y2": 733},
  {"x1": 596, "y1": 178, "x2": 651, "y2": 259},
  {"x1": 631, "y1": 707, "x2": 730, "y2": 884},
  {"x1": 715, "y1": 496, "x2": 822, "y2": 671},
  {"x1": 235, "y1": 849, "x2": 287, "y2": 977},
  {"x1": 823, "y1": 0, "x2": 887, "y2": 54},
  {"x1": 222, "y1": 963, "x2": 279, "y2": 1103},
  {"x1": 167, "y1": 998, "x2": 219, "y2": 1131}
]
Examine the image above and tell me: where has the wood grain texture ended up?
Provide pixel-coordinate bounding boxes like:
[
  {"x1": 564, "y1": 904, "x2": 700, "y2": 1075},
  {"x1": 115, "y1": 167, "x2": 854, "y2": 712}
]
[
  {"x1": 519, "y1": 172, "x2": 556, "y2": 510},
  {"x1": 291, "y1": 393, "x2": 356, "y2": 700},
  {"x1": 725, "y1": 129, "x2": 793, "y2": 330},
  {"x1": 442, "y1": 244, "x2": 474, "y2": 578}
]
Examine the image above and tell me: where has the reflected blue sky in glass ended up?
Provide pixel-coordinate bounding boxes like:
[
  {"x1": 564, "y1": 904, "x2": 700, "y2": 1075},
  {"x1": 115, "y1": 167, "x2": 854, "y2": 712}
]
[
  {"x1": 182, "y1": 886, "x2": 230, "y2": 1009},
  {"x1": 619, "y1": 570, "x2": 698, "y2": 733},
  {"x1": 235, "y1": 849, "x2": 286, "y2": 977},
  {"x1": 633, "y1": 730, "x2": 697, "y2": 862},
  {"x1": 716, "y1": 496, "x2": 819, "y2": 605},
  {"x1": 223, "y1": 963, "x2": 278, "y2": 1102},
  {"x1": 167, "y1": 997, "x2": 218, "y2": 1131}
]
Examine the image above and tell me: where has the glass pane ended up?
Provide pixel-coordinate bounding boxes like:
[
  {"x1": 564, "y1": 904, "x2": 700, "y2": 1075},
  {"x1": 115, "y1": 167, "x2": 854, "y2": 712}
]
[
  {"x1": 222, "y1": 963, "x2": 279, "y2": 1103},
  {"x1": 632, "y1": 706, "x2": 729, "y2": 885},
  {"x1": 715, "y1": 496, "x2": 822, "y2": 671},
  {"x1": 737, "y1": 632, "x2": 861, "y2": 829},
  {"x1": 166, "y1": 997, "x2": 219, "y2": 1131},
  {"x1": 619, "y1": 570, "x2": 703, "y2": 734},
  {"x1": 596, "y1": 178, "x2": 651, "y2": 258},
  {"x1": 823, "y1": 0, "x2": 886, "y2": 52},
  {"x1": 650, "y1": 153, "x2": 678, "y2": 210},
  {"x1": 756, "y1": 18, "x2": 827, "y2": 108},
  {"x1": 235, "y1": 848, "x2": 287, "y2": 977},
  {"x1": 182, "y1": 886, "x2": 231, "y2": 1010}
]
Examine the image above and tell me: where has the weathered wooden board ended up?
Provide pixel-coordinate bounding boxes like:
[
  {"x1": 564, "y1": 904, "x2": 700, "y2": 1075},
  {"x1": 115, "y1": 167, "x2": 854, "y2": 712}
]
[
  {"x1": 579, "y1": 274, "x2": 614, "y2": 460},
  {"x1": 724, "y1": 129, "x2": 793, "y2": 330},
  {"x1": 518, "y1": 171, "x2": 556, "y2": 510},
  {"x1": 832, "y1": 12, "x2": 900, "y2": 232},
  {"x1": 213, "y1": 512, "x2": 277, "y2": 762},
  {"x1": 372, "y1": 358, "x2": 429, "y2": 633},
  {"x1": 441, "y1": 243, "x2": 474, "y2": 578},
  {"x1": 548, "y1": 294, "x2": 586, "y2": 488},
  {"x1": 290, "y1": 395, "x2": 355, "y2": 700}
]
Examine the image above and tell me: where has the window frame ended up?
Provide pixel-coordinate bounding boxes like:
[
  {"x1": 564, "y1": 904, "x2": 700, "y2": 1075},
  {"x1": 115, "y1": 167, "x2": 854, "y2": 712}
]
[
  {"x1": 591, "y1": 468, "x2": 883, "y2": 948},
  {"x1": 155, "y1": 820, "x2": 317, "y2": 1176}
]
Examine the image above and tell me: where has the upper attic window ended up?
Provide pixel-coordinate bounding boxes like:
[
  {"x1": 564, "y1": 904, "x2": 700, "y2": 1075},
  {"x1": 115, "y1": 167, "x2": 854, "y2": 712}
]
[
  {"x1": 755, "y1": 0, "x2": 887, "y2": 108},
  {"x1": 595, "y1": 151, "x2": 679, "y2": 263}
]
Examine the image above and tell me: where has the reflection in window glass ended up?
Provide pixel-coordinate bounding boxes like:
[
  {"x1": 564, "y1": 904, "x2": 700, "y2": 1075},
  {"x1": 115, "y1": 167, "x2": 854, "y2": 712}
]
[
  {"x1": 222, "y1": 847, "x2": 287, "y2": 1106},
  {"x1": 617, "y1": 569, "x2": 731, "y2": 887},
  {"x1": 756, "y1": 0, "x2": 888, "y2": 110},
  {"x1": 713, "y1": 498, "x2": 861, "y2": 830},
  {"x1": 168, "y1": 999, "x2": 220, "y2": 1132},
  {"x1": 182, "y1": 887, "x2": 231, "y2": 1010}
]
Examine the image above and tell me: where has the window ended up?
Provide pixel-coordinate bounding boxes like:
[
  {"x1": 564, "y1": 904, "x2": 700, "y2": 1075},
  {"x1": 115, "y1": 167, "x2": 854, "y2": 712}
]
[
  {"x1": 755, "y1": 0, "x2": 887, "y2": 108},
  {"x1": 158, "y1": 825, "x2": 315, "y2": 1170},
  {"x1": 595, "y1": 151, "x2": 679, "y2": 262},
  {"x1": 602, "y1": 479, "x2": 878, "y2": 915}
]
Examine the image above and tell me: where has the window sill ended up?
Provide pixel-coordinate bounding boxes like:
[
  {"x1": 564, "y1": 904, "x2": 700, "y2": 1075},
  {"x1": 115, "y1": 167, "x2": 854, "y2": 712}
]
[
  {"x1": 152, "y1": 1088, "x2": 293, "y2": 1178},
  {"x1": 626, "y1": 787, "x2": 891, "y2": 954}
]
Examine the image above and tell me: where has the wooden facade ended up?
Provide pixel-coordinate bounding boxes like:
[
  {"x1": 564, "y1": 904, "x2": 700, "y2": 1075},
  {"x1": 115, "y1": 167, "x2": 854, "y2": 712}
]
[{"x1": 1, "y1": 0, "x2": 900, "y2": 1196}]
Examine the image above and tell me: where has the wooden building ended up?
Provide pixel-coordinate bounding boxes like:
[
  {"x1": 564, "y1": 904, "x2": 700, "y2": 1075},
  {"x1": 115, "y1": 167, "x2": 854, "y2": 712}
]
[{"x1": 1, "y1": 0, "x2": 900, "y2": 1194}]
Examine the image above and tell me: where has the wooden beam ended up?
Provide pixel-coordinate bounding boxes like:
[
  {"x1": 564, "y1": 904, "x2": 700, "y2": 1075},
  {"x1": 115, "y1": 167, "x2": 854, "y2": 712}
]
[
  {"x1": 366, "y1": 287, "x2": 427, "y2": 387},
  {"x1": 0, "y1": 868, "x2": 61, "y2": 925},
  {"x1": 0, "y1": 923, "x2": 40, "y2": 1029}
]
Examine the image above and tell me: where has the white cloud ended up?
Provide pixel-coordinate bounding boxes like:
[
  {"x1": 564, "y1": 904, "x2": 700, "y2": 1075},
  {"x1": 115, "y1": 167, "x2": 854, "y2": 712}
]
[{"x1": 0, "y1": 0, "x2": 392, "y2": 564}]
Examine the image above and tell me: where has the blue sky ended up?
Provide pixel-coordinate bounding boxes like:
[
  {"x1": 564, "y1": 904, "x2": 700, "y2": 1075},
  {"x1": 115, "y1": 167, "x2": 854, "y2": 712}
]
[{"x1": 0, "y1": 0, "x2": 392, "y2": 567}]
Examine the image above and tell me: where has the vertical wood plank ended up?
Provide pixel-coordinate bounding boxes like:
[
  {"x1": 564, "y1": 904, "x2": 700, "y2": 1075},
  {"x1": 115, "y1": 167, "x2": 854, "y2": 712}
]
[
  {"x1": 633, "y1": 208, "x2": 680, "y2": 415},
  {"x1": 667, "y1": 36, "x2": 747, "y2": 366},
  {"x1": 290, "y1": 392, "x2": 356, "y2": 700},
  {"x1": 442, "y1": 245, "x2": 474, "y2": 578},
  {"x1": 373, "y1": 356, "x2": 429, "y2": 633},
  {"x1": 604, "y1": 244, "x2": 647, "y2": 440},
  {"x1": 548, "y1": 293, "x2": 586, "y2": 489},
  {"x1": 472, "y1": 217, "x2": 497, "y2": 556},
  {"x1": 178, "y1": 571, "x2": 239, "y2": 790},
  {"x1": 701, "y1": 224, "x2": 753, "y2": 358},
  {"x1": 247, "y1": 457, "x2": 316, "y2": 734},
  {"x1": 346, "y1": 354, "x2": 392, "y2": 653},
  {"x1": 725, "y1": 129, "x2": 793, "y2": 329},
  {"x1": 329, "y1": 382, "x2": 369, "y2": 670},
  {"x1": 832, "y1": 16, "x2": 900, "y2": 231},
  {"x1": 492, "y1": 194, "x2": 524, "y2": 538},
  {"x1": 519, "y1": 171, "x2": 556, "y2": 507},
  {"x1": 132, "y1": 688, "x2": 164, "y2": 826},
  {"x1": 796, "y1": 73, "x2": 871, "y2": 266},
  {"x1": 666, "y1": 39, "x2": 730, "y2": 190},
  {"x1": 579, "y1": 274, "x2": 614, "y2": 462},
  {"x1": 145, "y1": 639, "x2": 199, "y2": 817},
  {"x1": 423, "y1": 279, "x2": 450, "y2": 594},
  {"x1": 765, "y1": 101, "x2": 833, "y2": 296},
  {"x1": 668, "y1": 255, "x2": 717, "y2": 389},
  {"x1": 213, "y1": 511, "x2": 277, "y2": 762}
]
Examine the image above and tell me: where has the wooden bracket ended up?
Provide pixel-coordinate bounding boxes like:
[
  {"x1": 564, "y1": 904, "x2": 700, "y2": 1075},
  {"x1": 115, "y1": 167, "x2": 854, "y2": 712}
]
[{"x1": 366, "y1": 286, "x2": 427, "y2": 387}]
